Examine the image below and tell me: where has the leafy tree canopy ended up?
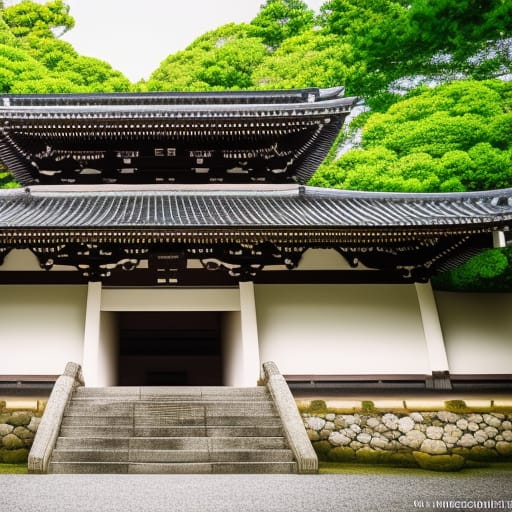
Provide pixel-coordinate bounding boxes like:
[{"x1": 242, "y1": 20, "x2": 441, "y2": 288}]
[
  {"x1": 0, "y1": 1, "x2": 130, "y2": 93},
  {"x1": 252, "y1": 31, "x2": 364, "y2": 90},
  {"x1": 317, "y1": 0, "x2": 512, "y2": 101},
  {"x1": 432, "y1": 247, "x2": 512, "y2": 292},
  {"x1": 250, "y1": 0, "x2": 315, "y2": 49},
  {"x1": 310, "y1": 80, "x2": 512, "y2": 193},
  {"x1": 147, "y1": 23, "x2": 269, "y2": 91},
  {"x1": 2, "y1": 0, "x2": 74, "y2": 38},
  {"x1": 406, "y1": 0, "x2": 512, "y2": 78}
]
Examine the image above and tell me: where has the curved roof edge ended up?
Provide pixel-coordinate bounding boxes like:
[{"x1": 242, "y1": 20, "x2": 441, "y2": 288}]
[
  {"x1": 1, "y1": 184, "x2": 512, "y2": 203},
  {"x1": 0, "y1": 86, "x2": 348, "y2": 107},
  {"x1": 302, "y1": 186, "x2": 512, "y2": 204},
  {"x1": 0, "y1": 185, "x2": 511, "y2": 231}
]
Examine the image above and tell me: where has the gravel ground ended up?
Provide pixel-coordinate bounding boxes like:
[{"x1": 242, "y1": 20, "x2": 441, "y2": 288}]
[{"x1": 2, "y1": 472, "x2": 512, "y2": 512}]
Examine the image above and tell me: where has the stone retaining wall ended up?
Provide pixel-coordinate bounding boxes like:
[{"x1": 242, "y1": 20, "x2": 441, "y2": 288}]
[
  {"x1": 303, "y1": 411, "x2": 512, "y2": 470},
  {"x1": 0, "y1": 410, "x2": 41, "y2": 463},
  {"x1": 2, "y1": 403, "x2": 512, "y2": 470}
]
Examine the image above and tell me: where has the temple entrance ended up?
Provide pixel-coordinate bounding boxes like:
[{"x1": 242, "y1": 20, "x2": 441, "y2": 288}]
[{"x1": 117, "y1": 312, "x2": 223, "y2": 386}]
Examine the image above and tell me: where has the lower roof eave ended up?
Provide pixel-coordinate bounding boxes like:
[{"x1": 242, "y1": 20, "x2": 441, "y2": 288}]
[{"x1": 0, "y1": 223, "x2": 503, "y2": 246}]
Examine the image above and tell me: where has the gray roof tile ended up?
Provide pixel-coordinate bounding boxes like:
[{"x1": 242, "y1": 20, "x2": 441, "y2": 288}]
[{"x1": 0, "y1": 185, "x2": 510, "y2": 230}]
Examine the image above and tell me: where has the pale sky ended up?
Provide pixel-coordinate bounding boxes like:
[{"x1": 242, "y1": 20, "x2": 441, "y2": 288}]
[{"x1": 5, "y1": 0, "x2": 326, "y2": 82}]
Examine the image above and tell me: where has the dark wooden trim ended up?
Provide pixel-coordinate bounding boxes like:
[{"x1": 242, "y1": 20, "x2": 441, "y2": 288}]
[
  {"x1": 450, "y1": 374, "x2": 512, "y2": 381},
  {"x1": 284, "y1": 374, "x2": 428, "y2": 382},
  {"x1": 253, "y1": 270, "x2": 410, "y2": 285},
  {"x1": 0, "y1": 271, "x2": 86, "y2": 285},
  {"x1": 0, "y1": 269, "x2": 414, "y2": 286}
]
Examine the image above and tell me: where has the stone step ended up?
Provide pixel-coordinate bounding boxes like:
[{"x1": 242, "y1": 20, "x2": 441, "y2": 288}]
[
  {"x1": 52, "y1": 449, "x2": 129, "y2": 463},
  {"x1": 65, "y1": 403, "x2": 134, "y2": 416},
  {"x1": 72, "y1": 387, "x2": 270, "y2": 401},
  {"x1": 204, "y1": 416, "x2": 279, "y2": 427},
  {"x1": 58, "y1": 425, "x2": 285, "y2": 438},
  {"x1": 61, "y1": 416, "x2": 134, "y2": 427},
  {"x1": 55, "y1": 436, "x2": 288, "y2": 450},
  {"x1": 51, "y1": 449, "x2": 294, "y2": 464},
  {"x1": 131, "y1": 450, "x2": 295, "y2": 464},
  {"x1": 61, "y1": 414, "x2": 280, "y2": 428},
  {"x1": 65, "y1": 401, "x2": 276, "y2": 416},
  {"x1": 49, "y1": 385, "x2": 297, "y2": 474},
  {"x1": 49, "y1": 461, "x2": 297, "y2": 474},
  {"x1": 59, "y1": 426, "x2": 135, "y2": 438},
  {"x1": 55, "y1": 437, "x2": 130, "y2": 449}
]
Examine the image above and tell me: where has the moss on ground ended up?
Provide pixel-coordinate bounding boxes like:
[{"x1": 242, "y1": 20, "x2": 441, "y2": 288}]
[
  {"x1": 413, "y1": 452, "x2": 466, "y2": 472},
  {"x1": 0, "y1": 464, "x2": 28, "y2": 474},
  {"x1": 298, "y1": 400, "x2": 512, "y2": 416},
  {"x1": 319, "y1": 461, "x2": 512, "y2": 476},
  {"x1": 0, "y1": 448, "x2": 29, "y2": 464}
]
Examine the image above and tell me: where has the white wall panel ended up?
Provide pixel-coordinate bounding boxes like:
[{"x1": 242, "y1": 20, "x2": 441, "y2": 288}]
[
  {"x1": 0, "y1": 285, "x2": 87, "y2": 375},
  {"x1": 255, "y1": 284, "x2": 430, "y2": 376},
  {"x1": 435, "y1": 291, "x2": 512, "y2": 374}
]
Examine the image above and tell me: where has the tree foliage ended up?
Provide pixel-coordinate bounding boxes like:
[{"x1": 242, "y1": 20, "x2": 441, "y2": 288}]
[
  {"x1": 252, "y1": 31, "x2": 363, "y2": 90},
  {"x1": 147, "y1": 23, "x2": 268, "y2": 91},
  {"x1": 0, "y1": 1, "x2": 130, "y2": 94},
  {"x1": 310, "y1": 80, "x2": 512, "y2": 193},
  {"x1": 250, "y1": 0, "x2": 315, "y2": 49},
  {"x1": 432, "y1": 248, "x2": 512, "y2": 291},
  {"x1": 2, "y1": 0, "x2": 74, "y2": 38},
  {"x1": 406, "y1": 0, "x2": 512, "y2": 78}
]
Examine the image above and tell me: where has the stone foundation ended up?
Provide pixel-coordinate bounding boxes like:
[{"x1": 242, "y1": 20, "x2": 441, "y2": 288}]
[
  {"x1": 0, "y1": 410, "x2": 41, "y2": 463},
  {"x1": 303, "y1": 411, "x2": 512, "y2": 469},
  {"x1": 2, "y1": 401, "x2": 512, "y2": 470}
]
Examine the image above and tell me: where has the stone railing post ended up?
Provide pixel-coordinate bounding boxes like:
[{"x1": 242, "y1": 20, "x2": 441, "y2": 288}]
[
  {"x1": 263, "y1": 361, "x2": 318, "y2": 474},
  {"x1": 28, "y1": 362, "x2": 84, "y2": 474}
]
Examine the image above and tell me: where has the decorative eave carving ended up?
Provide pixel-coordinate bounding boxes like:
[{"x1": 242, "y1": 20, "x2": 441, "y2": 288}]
[{"x1": 0, "y1": 228, "x2": 494, "y2": 284}]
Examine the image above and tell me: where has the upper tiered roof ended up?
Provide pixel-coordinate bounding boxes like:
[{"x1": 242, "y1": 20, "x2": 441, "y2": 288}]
[
  {"x1": 0, "y1": 87, "x2": 355, "y2": 186},
  {"x1": 0, "y1": 87, "x2": 510, "y2": 283}
]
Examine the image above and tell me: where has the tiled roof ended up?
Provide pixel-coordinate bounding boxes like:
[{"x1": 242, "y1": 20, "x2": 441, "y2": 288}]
[
  {"x1": 0, "y1": 185, "x2": 510, "y2": 231},
  {"x1": 0, "y1": 87, "x2": 356, "y2": 186}
]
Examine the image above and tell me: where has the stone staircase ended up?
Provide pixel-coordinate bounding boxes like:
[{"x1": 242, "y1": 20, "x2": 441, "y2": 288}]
[{"x1": 48, "y1": 386, "x2": 297, "y2": 474}]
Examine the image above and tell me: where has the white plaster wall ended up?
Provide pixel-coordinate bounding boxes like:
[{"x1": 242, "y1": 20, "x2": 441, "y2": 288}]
[
  {"x1": 435, "y1": 291, "x2": 512, "y2": 375},
  {"x1": 1, "y1": 249, "x2": 74, "y2": 271},
  {"x1": 1, "y1": 250, "x2": 41, "y2": 271},
  {"x1": 0, "y1": 285, "x2": 87, "y2": 375},
  {"x1": 221, "y1": 312, "x2": 243, "y2": 386},
  {"x1": 296, "y1": 248, "x2": 370, "y2": 270},
  {"x1": 255, "y1": 284, "x2": 430, "y2": 376},
  {"x1": 97, "y1": 312, "x2": 118, "y2": 386}
]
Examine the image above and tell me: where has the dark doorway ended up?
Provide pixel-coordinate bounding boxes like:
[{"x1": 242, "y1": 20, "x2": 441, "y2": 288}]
[{"x1": 117, "y1": 312, "x2": 223, "y2": 386}]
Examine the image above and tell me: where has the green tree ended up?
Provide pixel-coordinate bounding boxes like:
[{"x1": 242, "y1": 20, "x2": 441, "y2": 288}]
[
  {"x1": 432, "y1": 248, "x2": 512, "y2": 291},
  {"x1": 147, "y1": 23, "x2": 268, "y2": 91},
  {"x1": 250, "y1": 0, "x2": 314, "y2": 49},
  {"x1": 2, "y1": 0, "x2": 74, "y2": 38},
  {"x1": 406, "y1": 0, "x2": 512, "y2": 78},
  {"x1": 318, "y1": 0, "x2": 512, "y2": 106},
  {"x1": 310, "y1": 80, "x2": 512, "y2": 193},
  {"x1": 253, "y1": 31, "x2": 364, "y2": 90},
  {"x1": 0, "y1": 0, "x2": 130, "y2": 93},
  {"x1": 318, "y1": 0, "x2": 411, "y2": 101}
]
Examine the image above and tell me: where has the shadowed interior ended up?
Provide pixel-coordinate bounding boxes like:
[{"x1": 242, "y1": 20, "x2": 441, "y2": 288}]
[{"x1": 117, "y1": 311, "x2": 223, "y2": 386}]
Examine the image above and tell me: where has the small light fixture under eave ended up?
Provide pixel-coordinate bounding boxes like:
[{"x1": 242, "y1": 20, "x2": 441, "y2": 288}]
[{"x1": 493, "y1": 230, "x2": 506, "y2": 248}]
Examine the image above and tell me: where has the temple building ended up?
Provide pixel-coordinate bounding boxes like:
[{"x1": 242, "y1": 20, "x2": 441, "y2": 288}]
[{"x1": 1, "y1": 87, "x2": 512, "y2": 393}]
